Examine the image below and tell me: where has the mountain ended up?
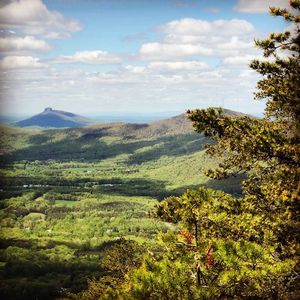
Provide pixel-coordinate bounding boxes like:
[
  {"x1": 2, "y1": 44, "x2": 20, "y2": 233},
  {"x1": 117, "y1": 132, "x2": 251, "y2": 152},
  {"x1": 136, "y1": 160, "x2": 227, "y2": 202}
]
[
  {"x1": 0, "y1": 107, "x2": 246, "y2": 196},
  {"x1": 136, "y1": 113, "x2": 193, "y2": 138},
  {"x1": 69, "y1": 108, "x2": 249, "y2": 139},
  {"x1": 126, "y1": 108, "x2": 250, "y2": 138},
  {"x1": 15, "y1": 107, "x2": 96, "y2": 128},
  {"x1": 1, "y1": 108, "x2": 253, "y2": 162}
]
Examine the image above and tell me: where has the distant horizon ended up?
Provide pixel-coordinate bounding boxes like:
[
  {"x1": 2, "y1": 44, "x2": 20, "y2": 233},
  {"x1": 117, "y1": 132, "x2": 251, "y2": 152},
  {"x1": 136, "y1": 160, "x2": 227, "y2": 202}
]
[
  {"x1": 0, "y1": 106, "x2": 264, "y2": 125},
  {"x1": 0, "y1": 0, "x2": 289, "y2": 118},
  {"x1": 0, "y1": 111, "x2": 182, "y2": 124}
]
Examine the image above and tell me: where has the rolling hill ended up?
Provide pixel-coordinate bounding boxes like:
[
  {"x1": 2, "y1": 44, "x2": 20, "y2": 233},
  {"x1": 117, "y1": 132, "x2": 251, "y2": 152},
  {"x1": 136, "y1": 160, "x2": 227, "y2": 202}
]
[
  {"x1": 0, "y1": 113, "x2": 197, "y2": 161},
  {"x1": 1, "y1": 108, "x2": 250, "y2": 161},
  {"x1": 0, "y1": 108, "x2": 247, "y2": 196}
]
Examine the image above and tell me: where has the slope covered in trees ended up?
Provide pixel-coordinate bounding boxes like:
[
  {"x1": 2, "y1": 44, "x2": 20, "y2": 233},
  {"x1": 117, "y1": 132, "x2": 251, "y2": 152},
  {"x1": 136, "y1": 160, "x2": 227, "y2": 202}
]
[{"x1": 81, "y1": 2, "x2": 299, "y2": 299}]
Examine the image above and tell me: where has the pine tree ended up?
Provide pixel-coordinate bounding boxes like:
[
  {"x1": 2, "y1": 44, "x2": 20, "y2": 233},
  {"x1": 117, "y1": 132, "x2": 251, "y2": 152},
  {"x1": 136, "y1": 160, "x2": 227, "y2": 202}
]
[
  {"x1": 187, "y1": 0, "x2": 300, "y2": 258},
  {"x1": 185, "y1": 1, "x2": 300, "y2": 297}
]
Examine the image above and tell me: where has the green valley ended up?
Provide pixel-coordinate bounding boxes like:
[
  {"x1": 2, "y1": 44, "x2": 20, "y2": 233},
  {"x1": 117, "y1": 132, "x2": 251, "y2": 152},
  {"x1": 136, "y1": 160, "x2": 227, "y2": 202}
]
[{"x1": 0, "y1": 113, "x2": 242, "y2": 299}]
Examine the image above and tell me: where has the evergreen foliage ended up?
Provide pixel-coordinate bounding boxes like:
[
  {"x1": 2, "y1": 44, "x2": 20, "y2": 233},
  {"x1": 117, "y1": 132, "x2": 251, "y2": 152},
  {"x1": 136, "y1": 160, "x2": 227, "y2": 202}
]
[{"x1": 92, "y1": 2, "x2": 299, "y2": 299}]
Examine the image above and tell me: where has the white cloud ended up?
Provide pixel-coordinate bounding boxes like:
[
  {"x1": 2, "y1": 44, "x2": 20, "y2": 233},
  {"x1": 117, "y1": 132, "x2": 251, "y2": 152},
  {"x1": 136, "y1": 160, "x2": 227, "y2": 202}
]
[
  {"x1": 234, "y1": 0, "x2": 290, "y2": 13},
  {"x1": 148, "y1": 61, "x2": 209, "y2": 71},
  {"x1": 139, "y1": 18, "x2": 257, "y2": 60},
  {"x1": 122, "y1": 60, "x2": 209, "y2": 76},
  {"x1": 164, "y1": 34, "x2": 207, "y2": 44},
  {"x1": 217, "y1": 36, "x2": 251, "y2": 50},
  {"x1": 140, "y1": 42, "x2": 213, "y2": 60},
  {"x1": 0, "y1": 56, "x2": 48, "y2": 69},
  {"x1": 223, "y1": 54, "x2": 261, "y2": 65},
  {"x1": 124, "y1": 65, "x2": 146, "y2": 73},
  {"x1": 239, "y1": 69, "x2": 257, "y2": 78},
  {"x1": 0, "y1": 35, "x2": 51, "y2": 52},
  {"x1": 0, "y1": 59, "x2": 264, "y2": 116},
  {"x1": 0, "y1": 11, "x2": 265, "y2": 117},
  {"x1": 54, "y1": 50, "x2": 123, "y2": 65},
  {"x1": 0, "y1": 0, "x2": 82, "y2": 38},
  {"x1": 160, "y1": 18, "x2": 254, "y2": 36}
]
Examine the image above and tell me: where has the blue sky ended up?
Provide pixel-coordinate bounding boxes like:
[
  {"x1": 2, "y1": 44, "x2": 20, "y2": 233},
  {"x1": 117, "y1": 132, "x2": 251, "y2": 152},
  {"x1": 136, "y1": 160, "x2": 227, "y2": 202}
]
[{"x1": 0, "y1": 0, "x2": 291, "y2": 118}]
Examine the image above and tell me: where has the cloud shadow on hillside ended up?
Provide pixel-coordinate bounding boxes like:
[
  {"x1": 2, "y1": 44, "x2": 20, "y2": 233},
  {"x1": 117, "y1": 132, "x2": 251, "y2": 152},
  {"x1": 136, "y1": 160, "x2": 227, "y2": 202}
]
[{"x1": 2, "y1": 133, "x2": 208, "y2": 164}]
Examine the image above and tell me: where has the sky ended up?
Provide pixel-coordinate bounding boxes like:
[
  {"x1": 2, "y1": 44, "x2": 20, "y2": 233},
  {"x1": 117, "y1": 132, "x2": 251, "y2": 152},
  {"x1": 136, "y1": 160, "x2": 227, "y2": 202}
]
[{"x1": 0, "y1": 0, "x2": 291, "y2": 119}]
